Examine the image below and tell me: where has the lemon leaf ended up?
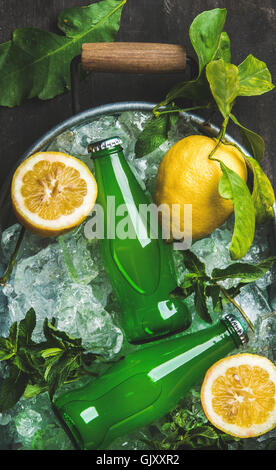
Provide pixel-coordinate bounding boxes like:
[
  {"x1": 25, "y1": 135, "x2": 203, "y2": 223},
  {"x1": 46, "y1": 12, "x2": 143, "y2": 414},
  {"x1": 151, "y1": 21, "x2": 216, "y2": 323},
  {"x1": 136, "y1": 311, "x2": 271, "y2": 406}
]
[
  {"x1": 206, "y1": 60, "x2": 240, "y2": 119},
  {"x1": 213, "y1": 32, "x2": 231, "y2": 63},
  {"x1": 0, "y1": 0, "x2": 126, "y2": 107},
  {"x1": 230, "y1": 113, "x2": 265, "y2": 162},
  {"x1": 189, "y1": 8, "x2": 227, "y2": 74},
  {"x1": 245, "y1": 156, "x2": 275, "y2": 224},
  {"x1": 158, "y1": 9, "x2": 227, "y2": 106},
  {"x1": 218, "y1": 162, "x2": 255, "y2": 259},
  {"x1": 238, "y1": 54, "x2": 275, "y2": 96},
  {"x1": 162, "y1": 75, "x2": 211, "y2": 106}
]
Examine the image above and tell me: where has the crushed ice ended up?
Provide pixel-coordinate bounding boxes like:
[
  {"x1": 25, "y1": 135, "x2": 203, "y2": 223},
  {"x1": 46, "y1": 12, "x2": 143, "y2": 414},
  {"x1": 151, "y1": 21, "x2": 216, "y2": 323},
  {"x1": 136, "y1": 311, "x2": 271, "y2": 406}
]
[{"x1": 0, "y1": 111, "x2": 275, "y2": 450}]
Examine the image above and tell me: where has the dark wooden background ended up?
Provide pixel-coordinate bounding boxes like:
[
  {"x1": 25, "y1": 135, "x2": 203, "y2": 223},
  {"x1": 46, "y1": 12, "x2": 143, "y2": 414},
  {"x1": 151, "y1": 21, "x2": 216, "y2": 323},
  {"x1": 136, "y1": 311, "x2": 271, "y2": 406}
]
[{"x1": 0, "y1": 0, "x2": 275, "y2": 191}]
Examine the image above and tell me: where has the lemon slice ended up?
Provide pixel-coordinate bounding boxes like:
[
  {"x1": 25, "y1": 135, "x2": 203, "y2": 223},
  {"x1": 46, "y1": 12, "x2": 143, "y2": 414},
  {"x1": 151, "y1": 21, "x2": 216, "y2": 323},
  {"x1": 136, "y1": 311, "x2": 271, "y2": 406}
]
[
  {"x1": 11, "y1": 151, "x2": 98, "y2": 237},
  {"x1": 201, "y1": 353, "x2": 276, "y2": 438}
]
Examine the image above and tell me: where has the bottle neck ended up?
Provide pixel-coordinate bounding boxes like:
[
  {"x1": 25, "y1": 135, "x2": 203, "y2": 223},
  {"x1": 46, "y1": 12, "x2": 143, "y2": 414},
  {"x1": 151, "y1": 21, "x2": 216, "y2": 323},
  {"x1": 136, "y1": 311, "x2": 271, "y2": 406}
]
[
  {"x1": 222, "y1": 313, "x2": 248, "y2": 347},
  {"x1": 90, "y1": 143, "x2": 124, "y2": 160}
]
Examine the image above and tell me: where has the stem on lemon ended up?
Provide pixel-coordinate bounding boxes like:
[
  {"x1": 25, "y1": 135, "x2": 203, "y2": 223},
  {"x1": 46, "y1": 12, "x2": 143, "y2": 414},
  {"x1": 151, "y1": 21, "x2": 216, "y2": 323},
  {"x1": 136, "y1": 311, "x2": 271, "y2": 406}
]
[
  {"x1": 154, "y1": 103, "x2": 212, "y2": 118},
  {"x1": 208, "y1": 115, "x2": 230, "y2": 161}
]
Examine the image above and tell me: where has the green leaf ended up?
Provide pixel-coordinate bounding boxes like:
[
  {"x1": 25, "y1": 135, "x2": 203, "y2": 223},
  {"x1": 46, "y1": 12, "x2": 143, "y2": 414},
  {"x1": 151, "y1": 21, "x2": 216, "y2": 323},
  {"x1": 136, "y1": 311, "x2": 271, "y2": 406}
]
[
  {"x1": 230, "y1": 113, "x2": 265, "y2": 162},
  {"x1": 194, "y1": 281, "x2": 212, "y2": 323},
  {"x1": 189, "y1": 8, "x2": 227, "y2": 74},
  {"x1": 24, "y1": 382, "x2": 48, "y2": 399},
  {"x1": 0, "y1": 338, "x2": 14, "y2": 361},
  {"x1": 40, "y1": 347, "x2": 63, "y2": 359},
  {"x1": 206, "y1": 59, "x2": 239, "y2": 118},
  {"x1": 244, "y1": 156, "x2": 275, "y2": 224},
  {"x1": 45, "y1": 352, "x2": 81, "y2": 400},
  {"x1": 43, "y1": 318, "x2": 82, "y2": 348},
  {"x1": 158, "y1": 8, "x2": 227, "y2": 107},
  {"x1": 213, "y1": 32, "x2": 231, "y2": 62},
  {"x1": 169, "y1": 283, "x2": 195, "y2": 300},
  {"x1": 8, "y1": 321, "x2": 19, "y2": 349},
  {"x1": 205, "y1": 284, "x2": 221, "y2": 310},
  {"x1": 187, "y1": 425, "x2": 219, "y2": 443},
  {"x1": 12, "y1": 349, "x2": 34, "y2": 374},
  {"x1": 17, "y1": 308, "x2": 36, "y2": 348},
  {"x1": 238, "y1": 54, "x2": 275, "y2": 96},
  {"x1": 135, "y1": 113, "x2": 178, "y2": 158},
  {"x1": 162, "y1": 74, "x2": 211, "y2": 106},
  {"x1": 0, "y1": 366, "x2": 29, "y2": 412},
  {"x1": 182, "y1": 250, "x2": 208, "y2": 277},
  {"x1": 212, "y1": 256, "x2": 276, "y2": 283},
  {"x1": 218, "y1": 162, "x2": 255, "y2": 259},
  {"x1": 0, "y1": 0, "x2": 126, "y2": 107}
]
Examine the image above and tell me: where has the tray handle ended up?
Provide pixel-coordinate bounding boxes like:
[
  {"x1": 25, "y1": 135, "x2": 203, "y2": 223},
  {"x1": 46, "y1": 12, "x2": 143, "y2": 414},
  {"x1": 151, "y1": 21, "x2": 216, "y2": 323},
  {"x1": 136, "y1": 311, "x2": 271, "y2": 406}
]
[
  {"x1": 70, "y1": 42, "x2": 197, "y2": 114},
  {"x1": 81, "y1": 42, "x2": 187, "y2": 73}
]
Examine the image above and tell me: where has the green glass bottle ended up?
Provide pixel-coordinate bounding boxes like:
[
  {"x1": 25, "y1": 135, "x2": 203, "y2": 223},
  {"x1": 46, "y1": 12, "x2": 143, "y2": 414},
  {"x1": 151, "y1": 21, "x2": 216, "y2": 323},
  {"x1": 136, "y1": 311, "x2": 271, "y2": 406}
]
[
  {"x1": 88, "y1": 137, "x2": 191, "y2": 344},
  {"x1": 53, "y1": 313, "x2": 248, "y2": 450}
]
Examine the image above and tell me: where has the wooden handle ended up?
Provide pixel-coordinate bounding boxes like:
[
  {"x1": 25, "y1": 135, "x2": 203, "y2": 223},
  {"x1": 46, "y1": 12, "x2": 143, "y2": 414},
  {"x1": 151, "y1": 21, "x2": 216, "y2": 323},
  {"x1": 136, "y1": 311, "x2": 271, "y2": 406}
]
[{"x1": 81, "y1": 42, "x2": 187, "y2": 74}]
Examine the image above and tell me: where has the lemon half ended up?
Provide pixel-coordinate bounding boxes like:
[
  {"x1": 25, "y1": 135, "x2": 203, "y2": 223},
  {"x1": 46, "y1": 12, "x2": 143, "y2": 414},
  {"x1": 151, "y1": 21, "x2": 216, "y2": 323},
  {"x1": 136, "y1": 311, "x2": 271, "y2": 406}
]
[
  {"x1": 201, "y1": 353, "x2": 276, "y2": 438},
  {"x1": 11, "y1": 151, "x2": 97, "y2": 237}
]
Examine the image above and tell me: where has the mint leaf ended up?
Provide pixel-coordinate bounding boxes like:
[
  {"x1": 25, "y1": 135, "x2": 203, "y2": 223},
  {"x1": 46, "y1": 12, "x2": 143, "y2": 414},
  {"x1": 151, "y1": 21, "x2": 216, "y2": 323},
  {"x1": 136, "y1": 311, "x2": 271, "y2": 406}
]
[
  {"x1": 0, "y1": 338, "x2": 14, "y2": 361},
  {"x1": 46, "y1": 351, "x2": 82, "y2": 400},
  {"x1": 206, "y1": 59, "x2": 239, "y2": 118},
  {"x1": 8, "y1": 321, "x2": 19, "y2": 350},
  {"x1": 0, "y1": 366, "x2": 29, "y2": 412},
  {"x1": 0, "y1": 0, "x2": 126, "y2": 107},
  {"x1": 205, "y1": 284, "x2": 221, "y2": 310},
  {"x1": 0, "y1": 309, "x2": 102, "y2": 410},
  {"x1": 43, "y1": 317, "x2": 82, "y2": 348},
  {"x1": 189, "y1": 8, "x2": 227, "y2": 74},
  {"x1": 238, "y1": 54, "x2": 275, "y2": 96},
  {"x1": 212, "y1": 256, "x2": 276, "y2": 283},
  {"x1": 218, "y1": 162, "x2": 255, "y2": 259},
  {"x1": 182, "y1": 250, "x2": 209, "y2": 278},
  {"x1": 194, "y1": 281, "x2": 212, "y2": 323},
  {"x1": 135, "y1": 113, "x2": 178, "y2": 158},
  {"x1": 230, "y1": 113, "x2": 265, "y2": 162},
  {"x1": 17, "y1": 308, "x2": 36, "y2": 348},
  {"x1": 186, "y1": 425, "x2": 219, "y2": 448},
  {"x1": 24, "y1": 383, "x2": 48, "y2": 399}
]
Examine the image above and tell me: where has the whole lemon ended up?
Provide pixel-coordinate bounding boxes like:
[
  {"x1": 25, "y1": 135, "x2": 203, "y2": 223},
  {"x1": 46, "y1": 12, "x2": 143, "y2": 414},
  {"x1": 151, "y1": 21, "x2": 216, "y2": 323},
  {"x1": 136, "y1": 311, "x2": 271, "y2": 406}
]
[{"x1": 154, "y1": 135, "x2": 247, "y2": 241}]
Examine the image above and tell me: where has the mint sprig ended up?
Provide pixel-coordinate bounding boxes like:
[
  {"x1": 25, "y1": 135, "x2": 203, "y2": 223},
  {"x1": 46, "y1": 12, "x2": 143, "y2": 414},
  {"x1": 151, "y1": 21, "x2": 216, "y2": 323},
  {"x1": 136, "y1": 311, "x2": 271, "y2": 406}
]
[
  {"x1": 0, "y1": 309, "x2": 106, "y2": 411},
  {"x1": 141, "y1": 406, "x2": 241, "y2": 450},
  {"x1": 170, "y1": 250, "x2": 276, "y2": 330}
]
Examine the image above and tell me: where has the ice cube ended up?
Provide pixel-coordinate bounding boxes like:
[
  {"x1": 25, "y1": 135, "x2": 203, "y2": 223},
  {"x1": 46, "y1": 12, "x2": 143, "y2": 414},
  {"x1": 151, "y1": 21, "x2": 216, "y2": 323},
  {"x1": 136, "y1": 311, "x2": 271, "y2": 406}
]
[{"x1": 15, "y1": 409, "x2": 42, "y2": 439}]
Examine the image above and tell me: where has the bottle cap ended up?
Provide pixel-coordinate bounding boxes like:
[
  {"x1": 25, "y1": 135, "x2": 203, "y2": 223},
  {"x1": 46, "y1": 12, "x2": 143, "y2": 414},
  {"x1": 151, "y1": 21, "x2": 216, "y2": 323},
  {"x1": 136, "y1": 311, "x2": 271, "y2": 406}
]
[
  {"x1": 88, "y1": 137, "x2": 123, "y2": 155},
  {"x1": 223, "y1": 313, "x2": 249, "y2": 345}
]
